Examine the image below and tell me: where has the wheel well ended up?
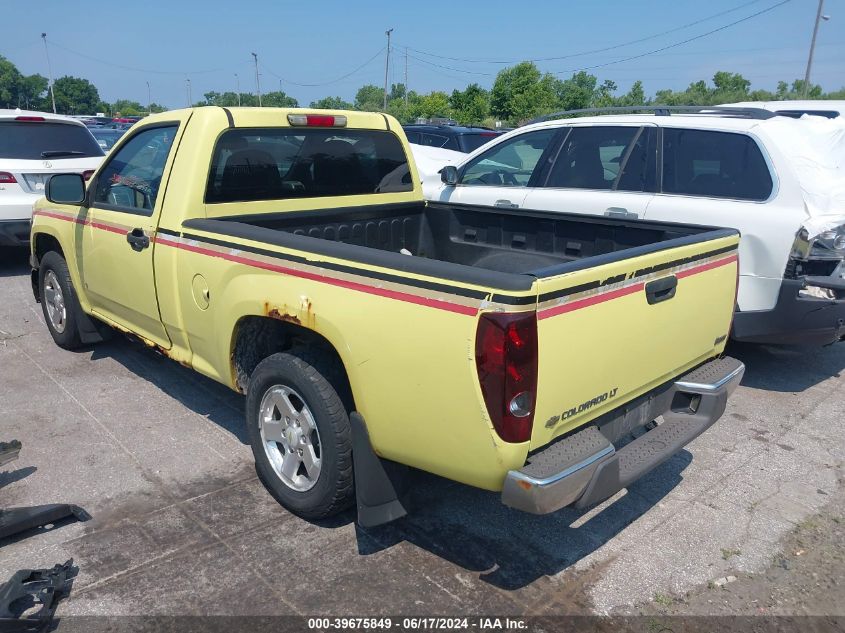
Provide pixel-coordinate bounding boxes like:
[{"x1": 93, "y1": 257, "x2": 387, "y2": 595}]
[
  {"x1": 231, "y1": 316, "x2": 354, "y2": 408},
  {"x1": 33, "y1": 233, "x2": 64, "y2": 263}
]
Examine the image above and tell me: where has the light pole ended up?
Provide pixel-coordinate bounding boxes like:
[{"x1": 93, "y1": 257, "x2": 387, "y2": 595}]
[
  {"x1": 186, "y1": 78, "x2": 192, "y2": 107},
  {"x1": 235, "y1": 73, "x2": 241, "y2": 106},
  {"x1": 383, "y1": 28, "x2": 393, "y2": 111},
  {"x1": 251, "y1": 52, "x2": 262, "y2": 107},
  {"x1": 802, "y1": 0, "x2": 830, "y2": 97},
  {"x1": 146, "y1": 81, "x2": 151, "y2": 115},
  {"x1": 41, "y1": 33, "x2": 57, "y2": 114}
]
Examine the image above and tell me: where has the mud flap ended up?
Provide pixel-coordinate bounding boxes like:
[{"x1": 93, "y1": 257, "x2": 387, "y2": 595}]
[{"x1": 350, "y1": 412, "x2": 409, "y2": 527}]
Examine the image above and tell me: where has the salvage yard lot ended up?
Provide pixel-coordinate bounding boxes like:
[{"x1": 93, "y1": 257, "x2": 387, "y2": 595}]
[{"x1": 1, "y1": 245, "x2": 843, "y2": 617}]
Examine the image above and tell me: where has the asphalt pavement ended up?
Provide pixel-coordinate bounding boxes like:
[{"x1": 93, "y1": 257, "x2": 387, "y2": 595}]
[{"x1": 1, "y1": 245, "x2": 843, "y2": 617}]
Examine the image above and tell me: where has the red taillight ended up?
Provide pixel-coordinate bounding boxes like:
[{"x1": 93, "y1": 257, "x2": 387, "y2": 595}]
[
  {"x1": 0, "y1": 172, "x2": 17, "y2": 183},
  {"x1": 15, "y1": 116, "x2": 45, "y2": 122},
  {"x1": 475, "y1": 311, "x2": 538, "y2": 443},
  {"x1": 82, "y1": 170, "x2": 95, "y2": 181},
  {"x1": 287, "y1": 113, "x2": 347, "y2": 127}
]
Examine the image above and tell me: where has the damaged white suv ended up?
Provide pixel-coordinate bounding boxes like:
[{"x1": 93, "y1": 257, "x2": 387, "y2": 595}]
[{"x1": 425, "y1": 106, "x2": 845, "y2": 345}]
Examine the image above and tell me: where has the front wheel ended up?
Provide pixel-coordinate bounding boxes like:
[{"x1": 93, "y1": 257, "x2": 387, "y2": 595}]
[
  {"x1": 246, "y1": 350, "x2": 354, "y2": 519},
  {"x1": 38, "y1": 251, "x2": 83, "y2": 350}
]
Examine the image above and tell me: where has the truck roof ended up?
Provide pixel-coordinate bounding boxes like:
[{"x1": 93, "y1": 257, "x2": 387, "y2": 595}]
[{"x1": 141, "y1": 106, "x2": 398, "y2": 131}]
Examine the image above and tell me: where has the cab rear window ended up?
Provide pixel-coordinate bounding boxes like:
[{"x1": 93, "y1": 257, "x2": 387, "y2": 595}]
[
  {"x1": 205, "y1": 128, "x2": 413, "y2": 203},
  {"x1": 0, "y1": 121, "x2": 104, "y2": 160}
]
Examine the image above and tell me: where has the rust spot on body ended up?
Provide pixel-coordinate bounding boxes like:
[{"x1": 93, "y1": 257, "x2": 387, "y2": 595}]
[{"x1": 267, "y1": 307, "x2": 301, "y2": 325}]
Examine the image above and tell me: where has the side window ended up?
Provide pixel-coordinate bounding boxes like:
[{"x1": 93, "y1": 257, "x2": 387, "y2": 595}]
[
  {"x1": 93, "y1": 125, "x2": 178, "y2": 213},
  {"x1": 661, "y1": 128, "x2": 773, "y2": 201},
  {"x1": 420, "y1": 133, "x2": 449, "y2": 148},
  {"x1": 544, "y1": 126, "x2": 640, "y2": 191},
  {"x1": 460, "y1": 129, "x2": 557, "y2": 187}
]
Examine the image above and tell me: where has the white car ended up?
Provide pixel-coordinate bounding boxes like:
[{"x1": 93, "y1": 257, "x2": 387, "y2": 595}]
[
  {"x1": 0, "y1": 109, "x2": 104, "y2": 247},
  {"x1": 723, "y1": 100, "x2": 845, "y2": 120},
  {"x1": 424, "y1": 106, "x2": 845, "y2": 345}
]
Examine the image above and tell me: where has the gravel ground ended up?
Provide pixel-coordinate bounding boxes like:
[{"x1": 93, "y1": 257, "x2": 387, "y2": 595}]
[{"x1": 1, "y1": 244, "x2": 843, "y2": 625}]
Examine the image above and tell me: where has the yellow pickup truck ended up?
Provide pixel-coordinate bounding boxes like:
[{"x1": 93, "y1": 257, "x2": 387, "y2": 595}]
[{"x1": 30, "y1": 107, "x2": 743, "y2": 526}]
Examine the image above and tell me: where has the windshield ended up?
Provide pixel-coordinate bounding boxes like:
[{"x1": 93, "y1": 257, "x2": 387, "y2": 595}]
[{"x1": 0, "y1": 121, "x2": 104, "y2": 160}]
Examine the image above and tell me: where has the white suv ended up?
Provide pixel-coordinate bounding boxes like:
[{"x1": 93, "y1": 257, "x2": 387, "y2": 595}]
[
  {"x1": 424, "y1": 106, "x2": 845, "y2": 345},
  {"x1": 0, "y1": 110, "x2": 104, "y2": 247}
]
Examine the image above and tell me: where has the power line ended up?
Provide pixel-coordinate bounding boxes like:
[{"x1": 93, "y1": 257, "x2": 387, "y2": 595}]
[
  {"x1": 405, "y1": 51, "x2": 495, "y2": 77},
  {"x1": 47, "y1": 40, "x2": 242, "y2": 75},
  {"x1": 551, "y1": 0, "x2": 792, "y2": 74},
  {"x1": 261, "y1": 48, "x2": 384, "y2": 87},
  {"x1": 398, "y1": 0, "x2": 768, "y2": 65}
]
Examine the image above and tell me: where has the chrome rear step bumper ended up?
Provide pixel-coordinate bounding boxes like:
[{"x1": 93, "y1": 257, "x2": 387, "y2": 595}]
[{"x1": 501, "y1": 356, "x2": 744, "y2": 514}]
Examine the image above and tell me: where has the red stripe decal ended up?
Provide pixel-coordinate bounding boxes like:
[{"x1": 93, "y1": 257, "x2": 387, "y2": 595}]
[
  {"x1": 157, "y1": 236, "x2": 479, "y2": 316},
  {"x1": 538, "y1": 253, "x2": 737, "y2": 320},
  {"x1": 538, "y1": 282, "x2": 645, "y2": 320},
  {"x1": 676, "y1": 254, "x2": 738, "y2": 278},
  {"x1": 33, "y1": 209, "x2": 126, "y2": 235}
]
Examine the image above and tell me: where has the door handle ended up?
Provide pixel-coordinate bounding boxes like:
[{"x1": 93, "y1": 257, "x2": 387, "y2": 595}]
[
  {"x1": 126, "y1": 228, "x2": 150, "y2": 252},
  {"x1": 604, "y1": 207, "x2": 638, "y2": 219},
  {"x1": 645, "y1": 275, "x2": 678, "y2": 305},
  {"x1": 494, "y1": 199, "x2": 519, "y2": 209}
]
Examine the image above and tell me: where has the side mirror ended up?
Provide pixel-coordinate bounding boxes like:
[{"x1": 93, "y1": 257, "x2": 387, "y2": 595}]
[
  {"x1": 46, "y1": 174, "x2": 86, "y2": 205},
  {"x1": 440, "y1": 165, "x2": 459, "y2": 186}
]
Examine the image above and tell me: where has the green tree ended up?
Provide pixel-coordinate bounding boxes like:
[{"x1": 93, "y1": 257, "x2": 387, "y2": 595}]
[
  {"x1": 52, "y1": 76, "x2": 100, "y2": 114},
  {"x1": 18, "y1": 74, "x2": 48, "y2": 110},
  {"x1": 491, "y1": 62, "x2": 559, "y2": 123},
  {"x1": 449, "y1": 83, "x2": 490, "y2": 125},
  {"x1": 261, "y1": 91, "x2": 298, "y2": 107},
  {"x1": 310, "y1": 95, "x2": 354, "y2": 109},
  {"x1": 0, "y1": 55, "x2": 22, "y2": 108},
  {"x1": 408, "y1": 91, "x2": 450, "y2": 121},
  {"x1": 355, "y1": 84, "x2": 384, "y2": 111},
  {"x1": 617, "y1": 80, "x2": 647, "y2": 106},
  {"x1": 593, "y1": 79, "x2": 618, "y2": 107},
  {"x1": 555, "y1": 71, "x2": 599, "y2": 111}
]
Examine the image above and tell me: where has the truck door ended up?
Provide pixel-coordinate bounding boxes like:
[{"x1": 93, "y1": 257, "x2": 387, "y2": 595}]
[
  {"x1": 521, "y1": 125, "x2": 657, "y2": 219},
  {"x1": 79, "y1": 114, "x2": 190, "y2": 347}
]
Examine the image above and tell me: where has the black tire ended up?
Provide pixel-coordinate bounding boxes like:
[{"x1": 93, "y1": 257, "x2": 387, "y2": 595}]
[
  {"x1": 38, "y1": 251, "x2": 83, "y2": 350},
  {"x1": 246, "y1": 349, "x2": 354, "y2": 519}
]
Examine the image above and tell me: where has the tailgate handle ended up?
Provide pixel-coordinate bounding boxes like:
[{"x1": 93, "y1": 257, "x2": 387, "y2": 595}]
[{"x1": 645, "y1": 275, "x2": 677, "y2": 305}]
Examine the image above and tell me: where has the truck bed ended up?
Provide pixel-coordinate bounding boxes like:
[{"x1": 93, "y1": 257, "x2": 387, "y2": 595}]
[{"x1": 191, "y1": 201, "x2": 731, "y2": 286}]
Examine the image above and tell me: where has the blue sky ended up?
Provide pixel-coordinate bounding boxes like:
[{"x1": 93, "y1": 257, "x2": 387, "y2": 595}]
[{"x1": 2, "y1": 0, "x2": 843, "y2": 109}]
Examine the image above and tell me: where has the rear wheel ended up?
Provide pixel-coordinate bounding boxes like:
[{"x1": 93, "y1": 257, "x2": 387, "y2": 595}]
[
  {"x1": 246, "y1": 349, "x2": 354, "y2": 519},
  {"x1": 38, "y1": 251, "x2": 83, "y2": 350}
]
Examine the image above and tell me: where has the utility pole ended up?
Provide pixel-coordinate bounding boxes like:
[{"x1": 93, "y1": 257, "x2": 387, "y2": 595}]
[
  {"x1": 235, "y1": 73, "x2": 241, "y2": 106},
  {"x1": 186, "y1": 78, "x2": 192, "y2": 107},
  {"x1": 251, "y1": 52, "x2": 262, "y2": 107},
  {"x1": 802, "y1": 0, "x2": 829, "y2": 97},
  {"x1": 146, "y1": 81, "x2": 151, "y2": 115},
  {"x1": 404, "y1": 46, "x2": 408, "y2": 106},
  {"x1": 383, "y1": 28, "x2": 393, "y2": 111},
  {"x1": 41, "y1": 33, "x2": 57, "y2": 114}
]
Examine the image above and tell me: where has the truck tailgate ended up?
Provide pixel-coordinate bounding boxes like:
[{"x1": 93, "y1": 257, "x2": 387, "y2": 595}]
[{"x1": 531, "y1": 231, "x2": 739, "y2": 450}]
